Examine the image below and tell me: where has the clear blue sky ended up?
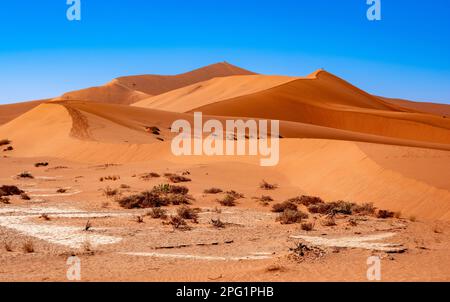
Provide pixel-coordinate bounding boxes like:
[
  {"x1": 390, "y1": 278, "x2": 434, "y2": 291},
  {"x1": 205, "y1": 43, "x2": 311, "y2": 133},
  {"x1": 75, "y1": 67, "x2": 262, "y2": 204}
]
[{"x1": 1, "y1": 0, "x2": 449, "y2": 104}]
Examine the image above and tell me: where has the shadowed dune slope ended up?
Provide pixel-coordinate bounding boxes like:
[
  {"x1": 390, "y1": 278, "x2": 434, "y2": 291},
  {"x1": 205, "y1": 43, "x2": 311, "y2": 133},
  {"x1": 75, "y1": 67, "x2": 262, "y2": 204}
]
[
  {"x1": 0, "y1": 99, "x2": 49, "y2": 125},
  {"x1": 59, "y1": 62, "x2": 255, "y2": 105},
  {"x1": 193, "y1": 70, "x2": 450, "y2": 145},
  {"x1": 116, "y1": 62, "x2": 256, "y2": 96}
]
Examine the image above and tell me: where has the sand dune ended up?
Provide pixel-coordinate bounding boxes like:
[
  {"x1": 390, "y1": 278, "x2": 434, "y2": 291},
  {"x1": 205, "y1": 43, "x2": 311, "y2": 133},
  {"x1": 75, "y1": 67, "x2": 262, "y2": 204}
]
[
  {"x1": 382, "y1": 96, "x2": 450, "y2": 117},
  {"x1": 192, "y1": 70, "x2": 450, "y2": 145},
  {"x1": 133, "y1": 75, "x2": 297, "y2": 112},
  {"x1": 117, "y1": 62, "x2": 256, "y2": 96},
  {"x1": 60, "y1": 80, "x2": 151, "y2": 105}
]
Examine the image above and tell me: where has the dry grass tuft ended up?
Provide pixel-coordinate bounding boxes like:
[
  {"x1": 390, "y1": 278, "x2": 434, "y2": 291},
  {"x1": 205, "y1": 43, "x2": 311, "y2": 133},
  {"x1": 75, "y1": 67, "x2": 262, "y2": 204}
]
[
  {"x1": 118, "y1": 185, "x2": 193, "y2": 209},
  {"x1": 203, "y1": 187, "x2": 223, "y2": 194},
  {"x1": 39, "y1": 213, "x2": 51, "y2": 221},
  {"x1": 135, "y1": 215, "x2": 144, "y2": 223},
  {"x1": 4, "y1": 241, "x2": 13, "y2": 252},
  {"x1": 84, "y1": 220, "x2": 92, "y2": 232},
  {"x1": 139, "y1": 172, "x2": 160, "y2": 180},
  {"x1": 260, "y1": 180, "x2": 278, "y2": 190},
  {"x1": 177, "y1": 206, "x2": 199, "y2": 221},
  {"x1": 0, "y1": 139, "x2": 11, "y2": 146},
  {"x1": 301, "y1": 222, "x2": 314, "y2": 231},
  {"x1": 277, "y1": 209, "x2": 308, "y2": 225},
  {"x1": 164, "y1": 173, "x2": 191, "y2": 183},
  {"x1": 147, "y1": 208, "x2": 168, "y2": 219},
  {"x1": 210, "y1": 218, "x2": 225, "y2": 229},
  {"x1": 376, "y1": 210, "x2": 395, "y2": 219},
  {"x1": 225, "y1": 190, "x2": 244, "y2": 199},
  {"x1": 99, "y1": 175, "x2": 120, "y2": 182},
  {"x1": 321, "y1": 215, "x2": 337, "y2": 226},
  {"x1": 272, "y1": 201, "x2": 297, "y2": 213},
  {"x1": 17, "y1": 171, "x2": 34, "y2": 179},
  {"x1": 22, "y1": 240, "x2": 34, "y2": 253},
  {"x1": 102, "y1": 186, "x2": 120, "y2": 198},
  {"x1": 217, "y1": 194, "x2": 237, "y2": 207}
]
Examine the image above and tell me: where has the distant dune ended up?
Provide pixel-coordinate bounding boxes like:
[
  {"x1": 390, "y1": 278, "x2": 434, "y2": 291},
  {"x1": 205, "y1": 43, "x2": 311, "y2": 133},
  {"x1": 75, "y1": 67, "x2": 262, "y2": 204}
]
[{"x1": 0, "y1": 99, "x2": 49, "y2": 125}]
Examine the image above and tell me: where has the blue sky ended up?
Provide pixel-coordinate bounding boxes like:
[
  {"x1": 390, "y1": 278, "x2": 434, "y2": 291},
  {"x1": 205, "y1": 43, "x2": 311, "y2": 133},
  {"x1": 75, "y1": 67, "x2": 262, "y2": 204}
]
[{"x1": 1, "y1": 0, "x2": 449, "y2": 104}]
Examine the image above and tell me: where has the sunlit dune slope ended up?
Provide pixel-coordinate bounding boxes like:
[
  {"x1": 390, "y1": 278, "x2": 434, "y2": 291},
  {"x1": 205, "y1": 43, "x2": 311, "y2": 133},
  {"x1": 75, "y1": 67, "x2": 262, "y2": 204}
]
[
  {"x1": 133, "y1": 75, "x2": 296, "y2": 112},
  {"x1": 382, "y1": 96, "x2": 450, "y2": 117}
]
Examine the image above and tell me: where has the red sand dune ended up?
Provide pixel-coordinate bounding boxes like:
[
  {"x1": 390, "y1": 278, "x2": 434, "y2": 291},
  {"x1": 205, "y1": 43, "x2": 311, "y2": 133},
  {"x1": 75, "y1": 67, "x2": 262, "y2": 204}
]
[{"x1": 0, "y1": 99, "x2": 49, "y2": 125}]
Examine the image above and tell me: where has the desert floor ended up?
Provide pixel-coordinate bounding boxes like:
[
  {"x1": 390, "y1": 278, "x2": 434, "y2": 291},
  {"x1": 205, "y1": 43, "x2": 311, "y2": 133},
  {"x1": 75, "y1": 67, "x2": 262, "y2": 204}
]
[{"x1": 1, "y1": 155, "x2": 449, "y2": 282}]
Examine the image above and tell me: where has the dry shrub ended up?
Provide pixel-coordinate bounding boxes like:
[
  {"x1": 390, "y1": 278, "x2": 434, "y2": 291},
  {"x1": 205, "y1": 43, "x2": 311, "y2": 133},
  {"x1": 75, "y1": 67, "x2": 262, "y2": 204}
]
[
  {"x1": 260, "y1": 180, "x2": 278, "y2": 190},
  {"x1": 218, "y1": 194, "x2": 236, "y2": 207},
  {"x1": 277, "y1": 209, "x2": 308, "y2": 225},
  {"x1": 210, "y1": 218, "x2": 225, "y2": 228},
  {"x1": 226, "y1": 190, "x2": 244, "y2": 199},
  {"x1": 260, "y1": 195, "x2": 273, "y2": 202},
  {"x1": 409, "y1": 216, "x2": 417, "y2": 222},
  {"x1": 288, "y1": 195, "x2": 324, "y2": 206},
  {"x1": 39, "y1": 213, "x2": 51, "y2": 221},
  {"x1": 164, "y1": 173, "x2": 191, "y2": 183},
  {"x1": 57, "y1": 188, "x2": 67, "y2": 193},
  {"x1": 99, "y1": 175, "x2": 120, "y2": 182},
  {"x1": 84, "y1": 220, "x2": 92, "y2": 231},
  {"x1": 34, "y1": 162, "x2": 49, "y2": 167},
  {"x1": 348, "y1": 218, "x2": 358, "y2": 227},
  {"x1": 22, "y1": 240, "x2": 34, "y2": 253},
  {"x1": 0, "y1": 197, "x2": 10, "y2": 204},
  {"x1": 301, "y1": 222, "x2": 314, "y2": 231},
  {"x1": 272, "y1": 201, "x2": 298, "y2": 213},
  {"x1": 3, "y1": 146, "x2": 13, "y2": 152},
  {"x1": 376, "y1": 210, "x2": 395, "y2": 219},
  {"x1": 118, "y1": 185, "x2": 193, "y2": 209},
  {"x1": 135, "y1": 216, "x2": 144, "y2": 223},
  {"x1": 204, "y1": 187, "x2": 223, "y2": 194},
  {"x1": 4, "y1": 241, "x2": 13, "y2": 252},
  {"x1": 321, "y1": 215, "x2": 336, "y2": 226},
  {"x1": 0, "y1": 139, "x2": 11, "y2": 146},
  {"x1": 18, "y1": 171, "x2": 34, "y2": 179},
  {"x1": 177, "y1": 206, "x2": 199, "y2": 221},
  {"x1": 102, "y1": 186, "x2": 119, "y2": 198},
  {"x1": 352, "y1": 203, "x2": 376, "y2": 215},
  {"x1": 168, "y1": 215, "x2": 190, "y2": 230},
  {"x1": 0, "y1": 185, "x2": 24, "y2": 196},
  {"x1": 139, "y1": 172, "x2": 160, "y2": 180},
  {"x1": 120, "y1": 184, "x2": 131, "y2": 189},
  {"x1": 20, "y1": 193, "x2": 31, "y2": 201},
  {"x1": 147, "y1": 208, "x2": 167, "y2": 219}
]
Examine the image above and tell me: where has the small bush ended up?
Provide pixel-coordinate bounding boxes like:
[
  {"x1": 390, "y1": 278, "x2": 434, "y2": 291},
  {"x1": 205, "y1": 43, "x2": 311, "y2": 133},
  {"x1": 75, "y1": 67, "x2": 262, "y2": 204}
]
[
  {"x1": 118, "y1": 191, "x2": 167, "y2": 209},
  {"x1": 4, "y1": 241, "x2": 12, "y2": 252},
  {"x1": 352, "y1": 203, "x2": 376, "y2": 215},
  {"x1": 218, "y1": 194, "x2": 237, "y2": 207},
  {"x1": 0, "y1": 197, "x2": 10, "y2": 204},
  {"x1": 260, "y1": 195, "x2": 274, "y2": 202},
  {"x1": 177, "y1": 206, "x2": 199, "y2": 221},
  {"x1": 39, "y1": 213, "x2": 51, "y2": 221},
  {"x1": 168, "y1": 215, "x2": 190, "y2": 230},
  {"x1": 321, "y1": 216, "x2": 336, "y2": 226},
  {"x1": 99, "y1": 175, "x2": 120, "y2": 182},
  {"x1": 0, "y1": 185, "x2": 24, "y2": 196},
  {"x1": 301, "y1": 222, "x2": 314, "y2": 231},
  {"x1": 0, "y1": 139, "x2": 11, "y2": 146},
  {"x1": 3, "y1": 146, "x2": 13, "y2": 152},
  {"x1": 120, "y1": 184, "x2": 131, "y2": 189},
  {"x1": 210, "y1": 218, "x2": 225, "y2": 228},
  {"x1": 139, "y1": 172, "x2": 160, "y2": 180},
  {"x1": 377, "y1": 210, "x2": 395, "y2": 219},
  {"x1": 226, "y1": 190, "x2": 244, "y2": 199},
  {"x1": 22, "y1": 240, "x2": 34, "y2": 253},
  {"x1": 260, "y1": 180, "x2": 278, "y2": 190},
  {"x1": 165, "y1": 173, "x2": 191, "y2": 183},
  {"x1": 18, "y1": 171, "x2": 34, "y2": 179},
  {"x1": 153, "y1": 184, "x2": 189, "y2": 195},
  {"x1": 204, "y1": 187, "x2": 223, "y2": 194},
  {"x1": 272, "y1": 201, "x2": 298, "y2": 213},
  {"x1": 34, "y1": 162, "x2": 49, "y2": 167},
  {"x1": 147, "y1": 208, "x2": 167, "y2": 219},
  {"x1": 57, "y1": 188, "x2": 67, "y2": 193},
  {"x1": 102, "y1": 186, "x2": 119, "y2": 198},
  {"x1": 136, "y1": 216, "x2": 144, "y2": 223},
  {"x1": 20, "y1": 193, "x2": 31, "y2": 200},
  {"x1": 288, "y1": 195, "x2": 324, "y2": 206},
  {"x1": 277, "y1": 209, "x2": 308, "y2": 225},
  {"x1": 84, "y1": 220, "x2": 92, "y2": 231}
]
